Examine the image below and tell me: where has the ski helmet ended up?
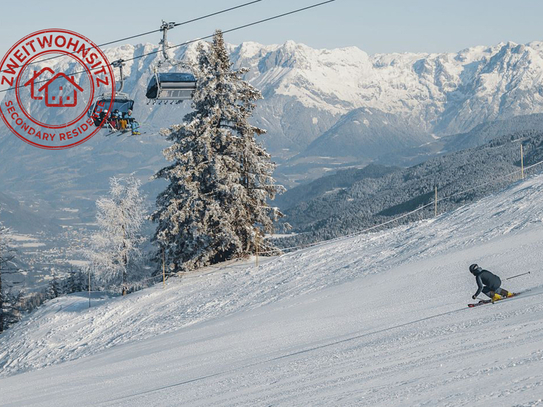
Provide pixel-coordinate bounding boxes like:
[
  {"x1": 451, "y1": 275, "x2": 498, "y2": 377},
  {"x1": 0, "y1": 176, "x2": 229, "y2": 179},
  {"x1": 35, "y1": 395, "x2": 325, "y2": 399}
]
[{"x1": 469, "y1": 264, "x2": 480, "y2": 274}]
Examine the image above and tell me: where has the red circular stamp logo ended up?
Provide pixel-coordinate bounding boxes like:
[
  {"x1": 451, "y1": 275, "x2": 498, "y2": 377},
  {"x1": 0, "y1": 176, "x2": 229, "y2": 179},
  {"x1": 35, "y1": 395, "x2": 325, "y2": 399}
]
[{"x1": 0, "y1": 29, "x2": 115, "y2": 149}]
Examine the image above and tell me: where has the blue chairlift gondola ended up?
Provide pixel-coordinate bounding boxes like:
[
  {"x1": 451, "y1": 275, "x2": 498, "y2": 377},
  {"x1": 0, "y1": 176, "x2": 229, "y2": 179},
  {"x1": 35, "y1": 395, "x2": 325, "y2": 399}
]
[
  {"x1": 145, "y1": 72, "x2": 196, "y2": 101},
  {"x1": 145, "y1": 21, "x2": 197, "y2": 103},
  {"x1": 88, "y1": 93, "x2": 134, "y2": 123},
  {"x1": 87, "y1": 60, "x2": 139, "y2": 134}
]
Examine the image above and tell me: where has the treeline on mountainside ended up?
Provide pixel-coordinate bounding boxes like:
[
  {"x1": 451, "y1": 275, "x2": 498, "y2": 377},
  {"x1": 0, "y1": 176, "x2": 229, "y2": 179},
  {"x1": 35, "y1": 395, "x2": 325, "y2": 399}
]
[
  {"x1": 0, "y1": 217, "x2": 89, "y2": 332},
  {"x1": 1, "y1": 258, "x2": 90, "y2": 333},
  {"x1": 275, "y1": 164, "x2": 400, "y2": 210},
  {"x1": 17, "y1": 268, "x2": 89, "y2": 325},
  {"x1": 275, "y1": 130, "x2": 543, "y2": 248}
]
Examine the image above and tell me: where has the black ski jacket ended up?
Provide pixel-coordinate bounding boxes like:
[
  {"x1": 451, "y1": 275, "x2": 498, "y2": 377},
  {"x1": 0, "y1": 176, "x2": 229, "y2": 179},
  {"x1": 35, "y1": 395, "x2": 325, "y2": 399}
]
[{"x1": 473, "y1": 269, "x2": 501, "y2": 297}]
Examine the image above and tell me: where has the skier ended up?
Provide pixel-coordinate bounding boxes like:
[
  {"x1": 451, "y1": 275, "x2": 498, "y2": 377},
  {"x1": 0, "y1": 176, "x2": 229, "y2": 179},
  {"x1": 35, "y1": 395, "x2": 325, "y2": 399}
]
[{"x1": 470, "y1": 264, "x2": 514, "y2": 302}]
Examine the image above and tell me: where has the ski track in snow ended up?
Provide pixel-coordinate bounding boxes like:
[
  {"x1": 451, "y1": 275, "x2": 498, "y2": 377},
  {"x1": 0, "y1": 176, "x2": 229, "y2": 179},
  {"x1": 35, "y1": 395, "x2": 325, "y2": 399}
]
[{"x1": 2, "y1": 176, "x2": 543, "y2": 405}]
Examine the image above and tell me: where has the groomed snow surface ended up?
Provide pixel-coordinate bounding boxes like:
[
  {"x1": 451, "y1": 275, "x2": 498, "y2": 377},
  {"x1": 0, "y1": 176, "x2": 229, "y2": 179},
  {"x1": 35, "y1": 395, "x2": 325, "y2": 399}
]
[{"x1": 2, "y1": 176, "x2": 543, "y2": 406}]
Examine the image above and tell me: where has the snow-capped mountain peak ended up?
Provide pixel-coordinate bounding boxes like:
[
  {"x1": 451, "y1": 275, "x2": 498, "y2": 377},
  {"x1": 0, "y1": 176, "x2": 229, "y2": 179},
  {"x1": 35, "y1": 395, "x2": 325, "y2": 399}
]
[{"x1": 4, "y1": 38, "x2": 543, "y2": 156}]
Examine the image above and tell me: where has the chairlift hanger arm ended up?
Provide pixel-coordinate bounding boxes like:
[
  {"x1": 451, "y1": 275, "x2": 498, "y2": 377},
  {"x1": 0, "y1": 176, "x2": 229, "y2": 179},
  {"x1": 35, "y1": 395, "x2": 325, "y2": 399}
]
[
  {"x1": 160, "y1": 21, "x2": 179, "y2": 63},
  {"x1": 111, "y1": 59, "x2": 126, "y2": 93},
  {"x1": 157, "y1": 21, "x2": 192, "y2": 70}
]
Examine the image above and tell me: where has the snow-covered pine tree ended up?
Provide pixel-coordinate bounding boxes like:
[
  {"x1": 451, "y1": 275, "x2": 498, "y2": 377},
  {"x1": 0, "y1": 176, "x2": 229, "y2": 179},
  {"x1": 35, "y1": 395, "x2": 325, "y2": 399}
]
[
  {"x1": 153, "y1": 30, "x2": 284, "y2": 273},
  {"x1": 46, "y1": 270, "x2": 62, "y2": 299},
  {"x1": 85, "y1": 176, "x2": 147, "y2": 294},
  {"x1": 2, "y1": 289, "x2": 25, "y2": 330},
  {"x1": 66, "y1": 267, "x2": 85, "y2": 294},
  {"x1": 0, "y1": 216, "x2": 16, "y2": 333}
]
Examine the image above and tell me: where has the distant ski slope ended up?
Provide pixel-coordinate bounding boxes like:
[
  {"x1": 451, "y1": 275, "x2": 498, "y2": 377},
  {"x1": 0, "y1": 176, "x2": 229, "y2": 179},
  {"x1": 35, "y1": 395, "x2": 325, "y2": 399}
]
[{"x1": 2, "y1": 175, "x2": 543, "y2": 406}]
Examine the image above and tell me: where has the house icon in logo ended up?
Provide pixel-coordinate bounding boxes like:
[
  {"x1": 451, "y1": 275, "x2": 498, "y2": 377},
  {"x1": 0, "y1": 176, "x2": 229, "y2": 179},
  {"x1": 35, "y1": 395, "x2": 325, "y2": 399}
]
[
  {"x1": 38, "y1": 73, "x2": 84, "y2": 107},
  {"x1": 24, "y1": 67, "x2": 55, "y2": 100},
  {"x1": 24, "y1": 68, "x2": 84, "y2": 108}
]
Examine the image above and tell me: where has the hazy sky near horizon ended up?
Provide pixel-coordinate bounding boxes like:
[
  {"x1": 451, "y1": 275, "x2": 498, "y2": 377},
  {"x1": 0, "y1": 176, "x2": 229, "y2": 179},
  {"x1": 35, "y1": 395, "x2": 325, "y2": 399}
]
[{"x1": 1, "y1": 0, "x2": 543, "y2": 56}]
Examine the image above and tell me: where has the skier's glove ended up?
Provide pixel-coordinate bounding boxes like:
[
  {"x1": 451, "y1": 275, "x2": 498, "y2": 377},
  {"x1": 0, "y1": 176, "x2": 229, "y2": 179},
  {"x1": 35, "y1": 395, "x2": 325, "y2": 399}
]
[{"x1": 472, "y1": 295, "x2": 477, "y2": 300}]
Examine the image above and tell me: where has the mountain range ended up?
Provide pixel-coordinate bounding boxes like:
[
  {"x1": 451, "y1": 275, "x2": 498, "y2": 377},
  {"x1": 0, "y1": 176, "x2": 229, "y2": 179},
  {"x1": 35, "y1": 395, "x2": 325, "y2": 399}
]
[
  {"x1": 2, "y1": 38, "x2": 543, "y2": 239},
  {"x1": 7, "y1": 38, "x2": 543, "y2": 152}
]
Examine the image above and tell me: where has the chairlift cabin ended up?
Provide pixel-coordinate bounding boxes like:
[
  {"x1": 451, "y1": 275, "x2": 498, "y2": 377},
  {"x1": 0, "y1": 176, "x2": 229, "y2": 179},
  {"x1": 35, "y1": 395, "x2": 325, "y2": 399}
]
[
  {"x1": 88, "y1": 93, "x2": 134, "y2": 125},
  {"x1": 87, "y1": 59, "x2": 137, "y2": 128},
  {"x1": 145, "y1": 20, "x2": 197, "y2": 103},
  {"x1": 145, "y1": 72, "x2": 196, "y2": 101}
]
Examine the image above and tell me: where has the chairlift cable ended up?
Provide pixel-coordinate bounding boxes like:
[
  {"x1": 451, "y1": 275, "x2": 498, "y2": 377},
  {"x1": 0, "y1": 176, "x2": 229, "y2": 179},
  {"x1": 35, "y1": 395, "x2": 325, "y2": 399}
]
[
  {"x1": 171, "y1": 0, "x2": 263, "y2": 29},
  {"x1": 0, "y1": 0, "x2": 336, "y2": 94},
  {"x1": 107, "y1": 0, "x2": 338, "y2": 64},
  {"x1": 217, "y1": 1, "x2": 336, "y2": 43},
  {"x1": 154, "y1": 0, "x2": 336, "y2": 56},
  {"x1": 0, "y1": 0, "x2": 264, "y2": 75}
]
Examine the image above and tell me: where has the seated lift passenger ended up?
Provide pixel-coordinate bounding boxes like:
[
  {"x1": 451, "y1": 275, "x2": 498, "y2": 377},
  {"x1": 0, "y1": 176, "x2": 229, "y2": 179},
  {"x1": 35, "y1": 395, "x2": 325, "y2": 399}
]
[{"x1": 125, "y1": 110, "x2": 140, "y2": 135}]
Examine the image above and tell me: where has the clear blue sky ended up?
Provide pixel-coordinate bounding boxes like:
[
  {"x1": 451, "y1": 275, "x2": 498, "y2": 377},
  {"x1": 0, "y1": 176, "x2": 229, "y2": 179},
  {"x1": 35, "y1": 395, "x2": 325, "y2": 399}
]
[{"x1": 1, "y1": 0, "x2": 543, "y2": 55}]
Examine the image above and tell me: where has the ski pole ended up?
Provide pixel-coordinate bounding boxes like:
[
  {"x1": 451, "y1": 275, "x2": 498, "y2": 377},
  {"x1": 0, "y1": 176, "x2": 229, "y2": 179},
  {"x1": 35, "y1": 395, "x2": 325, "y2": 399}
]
[{"x1": 505, "y1": 271, "x2": 531, "y2": 280}]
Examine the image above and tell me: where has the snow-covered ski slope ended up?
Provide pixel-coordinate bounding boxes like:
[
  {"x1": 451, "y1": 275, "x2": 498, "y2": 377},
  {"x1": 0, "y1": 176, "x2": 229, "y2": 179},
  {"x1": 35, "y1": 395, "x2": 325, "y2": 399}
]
[{"x1": 2, "y1": 176, "x2": 543, "y2": 406}]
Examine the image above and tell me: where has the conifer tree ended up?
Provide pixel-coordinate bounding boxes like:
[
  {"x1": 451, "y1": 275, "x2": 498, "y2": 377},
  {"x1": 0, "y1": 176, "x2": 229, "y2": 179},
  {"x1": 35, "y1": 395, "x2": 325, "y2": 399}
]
[
  {"x1": 66, "y1": 267, "x2": 85, "y2": 293},
  {"x1": 0, "y1": 217, "x2": 15, "y2": 333},
  {"x1": 3, "y1": 290, "x2": 25, "y2": 329},
  {"x1": 46, "y1": 270, "x2": 62, "y2": 299},
  {"x1": 85, "y1": 176, "x2": 147, "y2": 294},
  {"x1": 153, "y1": 30, "x2": 284, "y2": 272}
]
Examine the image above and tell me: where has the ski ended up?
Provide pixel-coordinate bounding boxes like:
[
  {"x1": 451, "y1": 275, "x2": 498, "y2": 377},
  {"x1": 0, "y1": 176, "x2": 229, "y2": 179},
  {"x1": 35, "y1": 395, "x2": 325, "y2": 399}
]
[
  {"x1": 468, "y1": 300, "x2": 492, "y2": 308},
  {"x1": 468, "y1": 293, "x2": 519, "y2": 308},
  {"x1": 104, "y1": 129, "x2": 144, "y2": 137}
]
